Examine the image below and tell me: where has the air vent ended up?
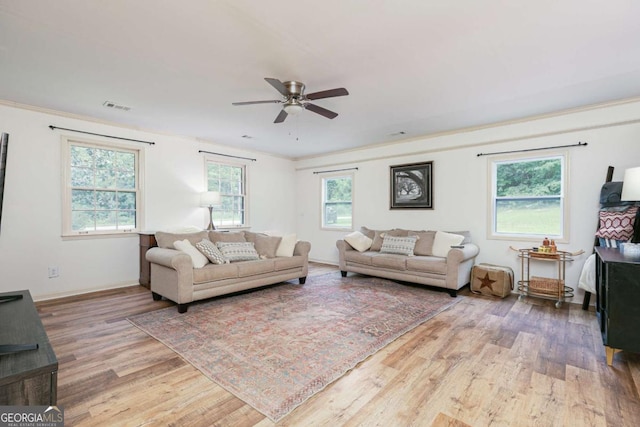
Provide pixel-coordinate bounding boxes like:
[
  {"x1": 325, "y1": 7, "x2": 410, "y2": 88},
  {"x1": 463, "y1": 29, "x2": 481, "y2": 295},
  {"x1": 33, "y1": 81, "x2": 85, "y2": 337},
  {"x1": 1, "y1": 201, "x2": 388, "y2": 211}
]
[
  {"x1": 390, "y1": 131, "x2": 406, "y2": 136},
  {"x1": 241, "y1": 135, "x2": 253, "y2": 139},
  {"x1": 103, "y1": 101, "x2": 131, "y2": 111}
]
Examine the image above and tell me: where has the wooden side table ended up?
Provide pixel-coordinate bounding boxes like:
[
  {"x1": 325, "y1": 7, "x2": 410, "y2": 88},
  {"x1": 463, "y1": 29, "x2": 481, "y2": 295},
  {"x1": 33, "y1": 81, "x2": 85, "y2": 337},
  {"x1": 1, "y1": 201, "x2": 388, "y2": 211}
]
[{"x1": 139, "y1": 232, "x2": 157, "y2": 288}]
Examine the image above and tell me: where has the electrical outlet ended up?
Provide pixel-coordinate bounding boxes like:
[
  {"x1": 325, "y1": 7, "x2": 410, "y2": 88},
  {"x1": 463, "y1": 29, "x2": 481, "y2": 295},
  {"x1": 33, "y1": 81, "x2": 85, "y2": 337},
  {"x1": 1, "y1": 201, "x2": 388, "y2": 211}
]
[{"x1": 48, "y1": 266, "x2": 59, "y2": 278}]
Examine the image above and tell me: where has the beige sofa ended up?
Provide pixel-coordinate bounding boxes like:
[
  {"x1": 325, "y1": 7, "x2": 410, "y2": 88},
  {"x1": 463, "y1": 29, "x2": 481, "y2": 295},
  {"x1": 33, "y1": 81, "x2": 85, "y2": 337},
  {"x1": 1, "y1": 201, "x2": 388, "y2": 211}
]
[
  {"x1": 336, "y1": 227, "x2": 479, "y2": 297},
  {"x1": 146, "y1": 230, "x2": 310, "y2": 312}
]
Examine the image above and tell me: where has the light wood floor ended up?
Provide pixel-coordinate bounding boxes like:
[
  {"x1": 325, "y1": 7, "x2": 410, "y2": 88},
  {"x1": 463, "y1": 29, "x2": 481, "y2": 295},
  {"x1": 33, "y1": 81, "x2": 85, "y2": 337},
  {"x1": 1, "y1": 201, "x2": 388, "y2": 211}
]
[{"x1": 36, "y1": 263, "x2": 640, "y2": 426}]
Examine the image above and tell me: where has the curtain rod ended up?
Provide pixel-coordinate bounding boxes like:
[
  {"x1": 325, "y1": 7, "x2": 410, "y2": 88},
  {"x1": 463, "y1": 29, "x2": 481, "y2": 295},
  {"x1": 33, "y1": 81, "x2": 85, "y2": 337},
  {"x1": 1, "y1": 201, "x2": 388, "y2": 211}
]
[
  {"x1": 476, "y1": 141, "x2": 587, "y2": 157},
  {"x1": 313, "y1": 167, "x2": 359, "y2": 174},
  {"x1": 49, "y1": 125, "x2": 155, "y2": 145},
  {"x1": 198, "y1": 150, "x2": 256, "y2": 162}
]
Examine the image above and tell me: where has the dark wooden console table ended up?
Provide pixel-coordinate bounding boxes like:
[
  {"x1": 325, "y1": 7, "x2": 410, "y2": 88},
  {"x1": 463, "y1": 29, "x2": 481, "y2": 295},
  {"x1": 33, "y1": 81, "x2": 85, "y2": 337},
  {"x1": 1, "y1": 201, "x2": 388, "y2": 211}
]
[{"x1": 0, "y1": 290, "x2": 58, "y2": 405}]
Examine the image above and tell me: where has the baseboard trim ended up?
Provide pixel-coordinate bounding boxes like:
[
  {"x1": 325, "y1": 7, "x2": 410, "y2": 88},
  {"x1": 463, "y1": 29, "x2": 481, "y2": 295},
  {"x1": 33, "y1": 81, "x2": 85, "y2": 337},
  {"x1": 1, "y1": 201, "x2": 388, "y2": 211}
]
[{"x1": 32, "y1": 281, "x2": 140, "y2": 302}]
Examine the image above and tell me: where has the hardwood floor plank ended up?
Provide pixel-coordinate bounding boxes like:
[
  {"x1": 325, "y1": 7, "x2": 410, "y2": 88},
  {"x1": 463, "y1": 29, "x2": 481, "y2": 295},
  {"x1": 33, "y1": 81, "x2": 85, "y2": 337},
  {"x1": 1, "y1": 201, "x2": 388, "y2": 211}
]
[{"x1": 32, "y1": 262, "x2": 640, "y2": 426}]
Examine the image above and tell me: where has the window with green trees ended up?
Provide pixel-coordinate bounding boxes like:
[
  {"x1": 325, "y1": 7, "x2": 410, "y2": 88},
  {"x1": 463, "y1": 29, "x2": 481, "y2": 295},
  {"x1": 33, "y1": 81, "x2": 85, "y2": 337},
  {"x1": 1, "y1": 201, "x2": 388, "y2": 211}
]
[
  {"x1": 62, "y1": 138, "x2": 142, "y2": 236},
  {"x1": 322, "y1": 175, "x2": 353, "y2": 229},
  {"x1": 491, "y1": 154, "x2": 566, "y2": 239},
  {"x1": 206, "y1": 161, "x2": 246, "y2": 227}
]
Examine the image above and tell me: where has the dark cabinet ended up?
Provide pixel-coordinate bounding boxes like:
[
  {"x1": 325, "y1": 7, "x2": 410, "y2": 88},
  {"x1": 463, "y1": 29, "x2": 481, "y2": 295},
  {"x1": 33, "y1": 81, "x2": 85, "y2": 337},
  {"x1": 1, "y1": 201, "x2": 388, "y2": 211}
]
[
  {"x1": 0, "y1": 290, "x2": 58, "y2": 405},
  {"x1": 139, "y1": 232, "x2": 157, "y2": 288},
  {"x1": 595, "y1": 247, "x2": 640, "y2": 365}
]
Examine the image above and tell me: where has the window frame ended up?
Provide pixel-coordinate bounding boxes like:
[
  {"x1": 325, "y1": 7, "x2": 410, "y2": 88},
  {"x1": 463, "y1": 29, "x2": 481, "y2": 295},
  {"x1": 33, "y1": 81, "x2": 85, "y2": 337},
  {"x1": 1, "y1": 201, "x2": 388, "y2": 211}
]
[
  {"x1": 488, "y1": 151, "x2": 569, "y2": 242},
  {"x1": 321, "y1": 173, "x2": 354, "y2": 230},
  {"x1": 61, "y1": 136, "x2": 145, "y2": 238},
  {"x1": 205, "y1": 158, "x2": 249, "y2": 229}
]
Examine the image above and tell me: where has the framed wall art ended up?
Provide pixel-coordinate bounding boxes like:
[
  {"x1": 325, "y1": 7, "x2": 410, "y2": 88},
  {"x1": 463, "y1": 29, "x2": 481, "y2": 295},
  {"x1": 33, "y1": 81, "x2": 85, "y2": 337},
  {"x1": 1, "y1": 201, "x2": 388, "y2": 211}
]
[{"x1": 390, "y1": 161, "x2": 433, "y2": 209}]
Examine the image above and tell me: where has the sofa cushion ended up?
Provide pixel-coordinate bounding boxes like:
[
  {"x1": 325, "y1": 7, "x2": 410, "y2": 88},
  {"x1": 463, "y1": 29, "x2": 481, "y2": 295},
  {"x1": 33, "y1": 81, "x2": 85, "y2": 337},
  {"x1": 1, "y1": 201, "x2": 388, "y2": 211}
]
[
  {"x1": 216, "y1": 242, "x2": 261, "y2": 262},
  {"x1": 193, "y1": 263, "x2": 239, "y2": 284},
  {"x1": 379, "y1": 235, "x2": 418, "y2": 256},
  {"x1": 432, "y1": 231, "x2": 465, "y2": 257},
  {"x1": 195, "y1": 239, "x2": 228, "y2": 265},
  {"x1": 409, "y1": 230, "x2": 436, "y2": 256},
  {"x1": 173, "y1": 239, "x2": 209, "y2": 268},
  {"x1": 155, "y1": 230, "x2": 208, "y2": 249},
  {"x1": 371, "y1": 253, "x2": 407, "y2": 270},
  {"x1": 245, "y1": 232, "x2": 282, "y2": 258},
  {"x1": 237, "y1": 259, "x2": 275, "y2": 277},
  {"x1": 209, "y1": 231, "x2": 246, "y2": 243},
  {"x1": 345, "y1": 250, "x2": 374, "y2": 265},
  {"x1": 344, "y1": 230, "x2": 373, "y2": 252},
  {"x1": 359, "y1": 226, "x2": 376, "y2": 240},
  {"x1": 406, "y1": 256, "x2": 447, "y2": 275}
]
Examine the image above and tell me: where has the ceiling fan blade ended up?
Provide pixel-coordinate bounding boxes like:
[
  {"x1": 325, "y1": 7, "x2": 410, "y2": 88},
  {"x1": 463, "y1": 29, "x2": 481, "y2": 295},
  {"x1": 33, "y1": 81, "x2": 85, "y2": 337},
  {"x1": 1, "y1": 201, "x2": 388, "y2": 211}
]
[
  {"x1": 274, "y1": 109, "x2": 288, "y2": 123},
  {"x1": 305, "y1": 88, "x2": 349, "y2": 100},
  {"x1": 232, "y1": 100, "x2": 281, "y2": 106},
  {"x1": 265, "y1": 78, "x2": 288, "y2": 96},
  {"x1": 305, "y1": 103, "x2": 339, "y2": 119}
]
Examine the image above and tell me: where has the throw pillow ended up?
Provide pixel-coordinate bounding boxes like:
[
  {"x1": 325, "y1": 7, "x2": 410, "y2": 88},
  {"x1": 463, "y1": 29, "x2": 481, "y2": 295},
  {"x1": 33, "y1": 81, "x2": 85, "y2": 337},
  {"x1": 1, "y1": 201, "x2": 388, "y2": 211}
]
[
  {"x1": 595, "y1": 206, "x2": 638, "y2": 241},
  {"x1": 409, "y1": 230, "x2": 436, "y2": 256},
  {"x1": 195, "y1": 239, "x2": 228, "y2": 264},
  {"x1": 173, "y1": 239, "x2": 209, "y2": 268},
  {"x1": 432, "y1": 231, "x2": 465, "y2": 257},
  {"x1": 379, "y1": 235, "x2": 418, "y2": 256},
  {"x1": 276, "y1": 233, "x2": 297, "y2": 257},
  {"x1": 344, "y1": 230, "x2": 373, "y2": 252},
  {"x1": 215, "y1": 242, "x2": 260, "y2": 262}
]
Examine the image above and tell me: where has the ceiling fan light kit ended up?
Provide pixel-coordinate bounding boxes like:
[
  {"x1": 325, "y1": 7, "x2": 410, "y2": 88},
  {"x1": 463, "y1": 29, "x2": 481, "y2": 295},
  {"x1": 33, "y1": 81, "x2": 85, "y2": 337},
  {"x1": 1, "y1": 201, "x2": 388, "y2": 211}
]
[{"x1": 233, "y1": 78, "x2": 349, "y2": 123}]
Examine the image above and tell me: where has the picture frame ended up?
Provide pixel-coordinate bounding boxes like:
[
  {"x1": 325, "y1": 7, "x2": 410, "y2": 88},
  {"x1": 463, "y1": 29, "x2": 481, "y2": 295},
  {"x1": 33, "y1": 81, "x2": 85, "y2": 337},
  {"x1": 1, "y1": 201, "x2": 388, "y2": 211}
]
[{"x1": 390, "y1": 161, "x2": 433, "y2": 209}]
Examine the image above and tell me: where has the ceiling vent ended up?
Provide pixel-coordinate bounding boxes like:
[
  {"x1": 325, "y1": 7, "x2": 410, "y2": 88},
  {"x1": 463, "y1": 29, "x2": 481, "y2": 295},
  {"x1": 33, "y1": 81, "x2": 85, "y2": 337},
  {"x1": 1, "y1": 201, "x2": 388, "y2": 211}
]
[{"x1": 103, "y1": 101, "x2": 131, "y2": 111}]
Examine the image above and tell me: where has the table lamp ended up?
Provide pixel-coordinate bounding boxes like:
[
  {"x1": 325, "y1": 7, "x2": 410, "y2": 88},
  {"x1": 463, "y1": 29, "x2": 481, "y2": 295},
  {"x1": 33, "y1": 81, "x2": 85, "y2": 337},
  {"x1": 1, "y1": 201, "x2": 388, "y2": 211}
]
[{"x1": 200, "y1": 191, "x2": 221, "y2": 230}]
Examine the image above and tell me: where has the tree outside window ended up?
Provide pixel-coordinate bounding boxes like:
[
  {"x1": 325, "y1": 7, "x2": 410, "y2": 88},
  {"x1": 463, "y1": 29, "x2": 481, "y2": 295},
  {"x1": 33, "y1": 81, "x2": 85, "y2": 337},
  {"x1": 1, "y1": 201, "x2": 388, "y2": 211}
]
[
  {"x1": 207, "y1": 161, "x2": 246, "y2": 227},
  {"x1": 491, "y1": 154, "x2": 566, "y2": 239},
  {"x1": 322, "y1": 175, "x2": 353, "y2": 229}
]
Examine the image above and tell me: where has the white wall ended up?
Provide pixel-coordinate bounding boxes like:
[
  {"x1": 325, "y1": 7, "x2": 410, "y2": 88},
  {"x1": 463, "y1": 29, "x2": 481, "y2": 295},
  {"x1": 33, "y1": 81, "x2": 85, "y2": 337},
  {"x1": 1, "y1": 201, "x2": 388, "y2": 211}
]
[
  {"x1": 294, "y1": 100, "x2": 640, "y2": 304},
  {"x1": 0, "y1": 104, "x2": 296, "y2": 299}
]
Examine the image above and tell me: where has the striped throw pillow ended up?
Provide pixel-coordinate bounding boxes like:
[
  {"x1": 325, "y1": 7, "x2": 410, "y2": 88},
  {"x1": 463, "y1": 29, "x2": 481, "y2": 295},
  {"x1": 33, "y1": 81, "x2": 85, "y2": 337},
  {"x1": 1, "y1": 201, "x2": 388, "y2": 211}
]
[{"x1": 379, "y1": 235, "x2": 418, "y2": 256}]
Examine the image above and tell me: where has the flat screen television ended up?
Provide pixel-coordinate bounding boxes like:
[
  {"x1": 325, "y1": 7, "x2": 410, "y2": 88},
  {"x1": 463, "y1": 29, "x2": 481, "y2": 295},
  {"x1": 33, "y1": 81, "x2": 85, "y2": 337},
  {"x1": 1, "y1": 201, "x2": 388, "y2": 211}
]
[{"x1": 0, "y1": 132, "x2": 7, "y2": 234}]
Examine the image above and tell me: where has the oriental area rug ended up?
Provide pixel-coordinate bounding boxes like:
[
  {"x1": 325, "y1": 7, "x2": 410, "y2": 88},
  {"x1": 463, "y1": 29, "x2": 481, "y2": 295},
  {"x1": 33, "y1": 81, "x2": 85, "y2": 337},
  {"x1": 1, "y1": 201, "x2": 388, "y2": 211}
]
[{"x1": 128, "y1": 273, "x2": 462, "y2": 422}]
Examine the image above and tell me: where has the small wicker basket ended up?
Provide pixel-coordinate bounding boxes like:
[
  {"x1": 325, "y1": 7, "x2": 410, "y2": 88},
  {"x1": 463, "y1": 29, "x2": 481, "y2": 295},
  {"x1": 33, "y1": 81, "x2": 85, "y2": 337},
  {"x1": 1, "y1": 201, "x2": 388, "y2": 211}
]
[{"x1": 529, "y1": 276, "x2": 563, "y2": 295}]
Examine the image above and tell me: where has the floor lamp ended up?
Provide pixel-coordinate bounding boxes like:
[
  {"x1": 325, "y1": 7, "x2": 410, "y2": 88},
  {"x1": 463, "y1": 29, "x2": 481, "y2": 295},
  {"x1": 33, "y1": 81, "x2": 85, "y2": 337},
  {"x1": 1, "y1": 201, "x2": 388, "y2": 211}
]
[{"x1": 200, "y1": 191, "x2": 221, "y2": 230}]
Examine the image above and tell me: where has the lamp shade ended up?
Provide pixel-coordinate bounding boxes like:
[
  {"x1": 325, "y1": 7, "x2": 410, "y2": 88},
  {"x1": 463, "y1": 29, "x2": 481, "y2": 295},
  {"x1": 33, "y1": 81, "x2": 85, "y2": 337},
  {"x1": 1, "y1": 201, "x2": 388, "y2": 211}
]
[
  {"x1": 200, "y1": 191, "x2": 221, "y2": 207},
  {"x1": 621, "y1": 167, "x2": 640, "y2": 201}
]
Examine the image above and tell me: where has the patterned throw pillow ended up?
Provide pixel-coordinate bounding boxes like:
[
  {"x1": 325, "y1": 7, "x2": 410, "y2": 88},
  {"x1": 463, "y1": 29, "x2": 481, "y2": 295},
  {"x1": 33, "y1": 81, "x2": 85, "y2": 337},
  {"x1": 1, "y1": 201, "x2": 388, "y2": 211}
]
[
  {"x1": 195, "y1": 239, "x2": 228, "y2": 264},
  {"x1": 379, "y1": 235, "x2": 418, "y2": 256},
  {"x1": 216, "y1": 242, "x2": 261, "y2": 262},
  {"x1": 596, "y1": 206, "x2": 638, "y2": 241}
]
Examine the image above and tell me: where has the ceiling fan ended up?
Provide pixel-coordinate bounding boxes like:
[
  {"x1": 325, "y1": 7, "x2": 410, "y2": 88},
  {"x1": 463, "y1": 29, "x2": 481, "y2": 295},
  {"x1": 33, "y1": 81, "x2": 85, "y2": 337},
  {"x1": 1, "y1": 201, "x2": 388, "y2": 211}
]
[{"x1": 232, "y1": 78, "x2": 349, "y2": 123}]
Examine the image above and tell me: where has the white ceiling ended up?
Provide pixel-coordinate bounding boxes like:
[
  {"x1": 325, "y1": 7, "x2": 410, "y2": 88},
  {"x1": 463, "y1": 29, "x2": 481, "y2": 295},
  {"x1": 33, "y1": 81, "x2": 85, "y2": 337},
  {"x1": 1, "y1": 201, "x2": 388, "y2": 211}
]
[{"x1": 2, "y1": 0, "x2": 640, "y2": 159}]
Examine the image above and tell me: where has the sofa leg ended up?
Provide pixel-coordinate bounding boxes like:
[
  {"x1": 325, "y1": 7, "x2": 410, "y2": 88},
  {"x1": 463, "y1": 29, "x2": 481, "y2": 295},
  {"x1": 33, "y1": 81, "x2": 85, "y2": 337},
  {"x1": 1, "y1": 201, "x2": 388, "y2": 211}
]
[
  {"x1": 152, "y1": 292, "x2": 162, "y2": 301},
  {"x1": 299, "y1": 277, "x2": 307, "y2": 285},
  {"x1": 177, "y1": 304, "x2": 188, "y2": 313},
  {"x1": 340, "y1": 271, "x2": 347, "y2": 277},
  {"x1": 448, "y1": 289, "x2": 457, "y2": 298}
]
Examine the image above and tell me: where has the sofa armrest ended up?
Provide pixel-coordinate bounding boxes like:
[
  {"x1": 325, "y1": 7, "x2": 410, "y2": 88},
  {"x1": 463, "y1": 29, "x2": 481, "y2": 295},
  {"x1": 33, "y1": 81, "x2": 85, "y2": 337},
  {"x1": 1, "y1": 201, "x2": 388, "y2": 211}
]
[
  {"x1": 146, "y1": 247, "x2": 192, "y2": 271},
  {"x1": 336, "y1": 240, "x2": 355, "y2": 271},
  {"x1": 446, "y1": 243, "x2": 480, "y2": 263},
  {"x1": 294, "y1": 241, "x2": 311, "y2": 257},
  {"x1": 445, "y1": 243, "x2": 480, "y2": 289}
]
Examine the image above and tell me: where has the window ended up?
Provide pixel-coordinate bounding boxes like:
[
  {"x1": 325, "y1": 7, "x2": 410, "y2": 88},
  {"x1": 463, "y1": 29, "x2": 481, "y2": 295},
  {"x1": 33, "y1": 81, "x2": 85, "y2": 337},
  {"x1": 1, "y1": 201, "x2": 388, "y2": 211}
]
[
  {"x1": 206, "y1": 160, "x2": 247, "y2": 228},
  {"x1": 322, "y1": 174, "x2": 353, "y2": 229},
  {"x1": 62, "y1": 137, "x2": 143, "y2": 236},
  {"x1": 490, "y1": 153, "x2": 567, "y2": 240}
]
